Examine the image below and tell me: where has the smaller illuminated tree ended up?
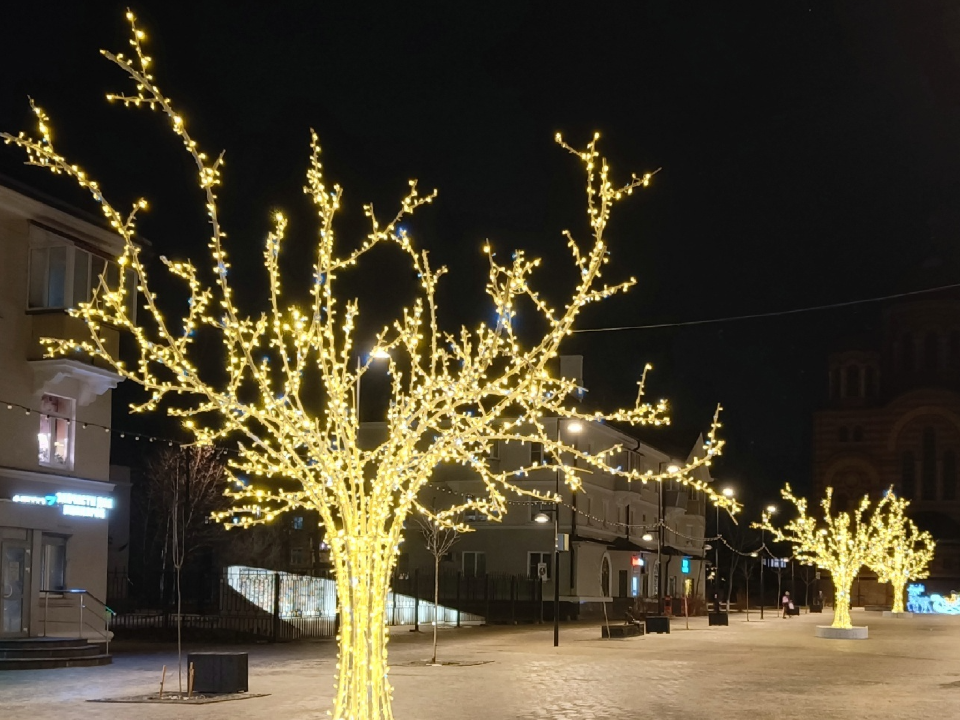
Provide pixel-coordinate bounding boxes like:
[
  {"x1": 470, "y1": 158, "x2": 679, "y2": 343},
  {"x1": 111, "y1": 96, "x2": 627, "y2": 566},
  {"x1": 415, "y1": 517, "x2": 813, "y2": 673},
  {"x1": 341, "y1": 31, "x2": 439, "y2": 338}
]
[
  {"x1": 756, "y1": 485, "x2": 875, "y2": 629},
  {"x1": 867, "y1": 490, "x2": 936, "y2": 614}
]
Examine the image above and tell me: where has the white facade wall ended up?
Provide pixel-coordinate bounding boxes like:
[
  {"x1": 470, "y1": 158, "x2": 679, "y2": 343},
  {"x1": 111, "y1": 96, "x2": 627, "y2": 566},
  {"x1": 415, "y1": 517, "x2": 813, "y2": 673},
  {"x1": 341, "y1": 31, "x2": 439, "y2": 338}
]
[
  {"x1": 397, "y1": 417, "x2": 711, "y2": 611},
  {"x1": 0, "y1": 184, "x2": 126, "y2": 639}
]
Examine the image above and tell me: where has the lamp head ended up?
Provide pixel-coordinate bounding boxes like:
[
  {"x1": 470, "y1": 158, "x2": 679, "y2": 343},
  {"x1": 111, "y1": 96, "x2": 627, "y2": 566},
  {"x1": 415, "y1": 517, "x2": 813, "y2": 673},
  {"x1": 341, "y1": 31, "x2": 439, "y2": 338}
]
[
  {"x1": 566, "y1": 421, "x2": 584, "y2": 434},
  {"x1": 641, "y1": 533, "x2": 654, "y2": 542},
  {"x1": 722, "y1": 487, "x2": 735, "y2": 498},
  {"x1": 533, "y1": 512, "x2": 550, "y2": 524}
]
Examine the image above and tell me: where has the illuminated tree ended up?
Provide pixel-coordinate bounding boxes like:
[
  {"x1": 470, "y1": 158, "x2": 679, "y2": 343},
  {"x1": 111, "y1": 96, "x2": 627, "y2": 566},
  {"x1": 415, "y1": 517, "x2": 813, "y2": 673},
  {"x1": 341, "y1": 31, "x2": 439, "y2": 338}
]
[
  {"x1": 2, "y1": 12, "x2": 736, "y2": 720},
  {"x1": 867, "y1": 491, "x2": 935, "y2": 614},
  {"x1": 756, "y1": 485, "x2": 875, "y2": 629}
]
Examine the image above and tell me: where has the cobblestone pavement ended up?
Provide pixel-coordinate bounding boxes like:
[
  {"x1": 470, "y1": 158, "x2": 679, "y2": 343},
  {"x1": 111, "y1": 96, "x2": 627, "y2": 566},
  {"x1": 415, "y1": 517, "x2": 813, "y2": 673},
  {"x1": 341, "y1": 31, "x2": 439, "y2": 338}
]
[{"x1": 1, "y1": 610, "x2": 958, "y2": 719}]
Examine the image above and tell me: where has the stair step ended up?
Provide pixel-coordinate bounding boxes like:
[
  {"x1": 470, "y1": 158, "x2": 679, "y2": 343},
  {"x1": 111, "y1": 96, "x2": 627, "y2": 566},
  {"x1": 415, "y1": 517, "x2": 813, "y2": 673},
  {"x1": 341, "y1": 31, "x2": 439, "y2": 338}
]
[
  {"x1": 0, "y1": 654, "x2": 112, "y2": 671},
  {"x1": 0, "y1": 637, "x2": 90, "y2": 650},
  {"x1": 0, "y1": 644, "x2": 100, "y2": 659}
]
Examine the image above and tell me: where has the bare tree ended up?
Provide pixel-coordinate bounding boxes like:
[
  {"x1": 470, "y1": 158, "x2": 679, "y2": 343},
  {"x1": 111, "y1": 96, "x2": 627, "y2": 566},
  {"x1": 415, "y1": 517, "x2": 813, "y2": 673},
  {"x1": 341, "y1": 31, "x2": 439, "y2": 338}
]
[
  {"x1": 416, "y1": 508, "x2": 461, "y2": 664},
  {"x1": 145, "y1": 445, "x2": 228, "y2": 696}
]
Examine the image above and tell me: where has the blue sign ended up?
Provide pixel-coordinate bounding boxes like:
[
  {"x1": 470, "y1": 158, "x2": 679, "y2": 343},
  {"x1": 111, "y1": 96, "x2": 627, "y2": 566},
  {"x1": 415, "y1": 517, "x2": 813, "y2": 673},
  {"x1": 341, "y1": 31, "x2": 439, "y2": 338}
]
[{"x1": 681, "y1": 557, "x2": 691, "y2": 574}]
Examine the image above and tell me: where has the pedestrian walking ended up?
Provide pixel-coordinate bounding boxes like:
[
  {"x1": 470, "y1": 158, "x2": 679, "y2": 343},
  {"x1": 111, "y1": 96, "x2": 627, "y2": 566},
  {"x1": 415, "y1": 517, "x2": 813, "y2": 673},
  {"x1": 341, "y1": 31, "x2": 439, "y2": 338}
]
[{"x1": 782, "y1": 591, "x2": 793, "y2": 619}]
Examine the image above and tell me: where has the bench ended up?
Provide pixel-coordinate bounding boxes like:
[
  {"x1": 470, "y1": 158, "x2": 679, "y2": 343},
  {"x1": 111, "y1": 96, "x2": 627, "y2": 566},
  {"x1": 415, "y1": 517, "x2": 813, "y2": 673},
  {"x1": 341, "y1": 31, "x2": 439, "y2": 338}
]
[{"x1": 602, "y1": 623, "x2": 643, "y2": 638}]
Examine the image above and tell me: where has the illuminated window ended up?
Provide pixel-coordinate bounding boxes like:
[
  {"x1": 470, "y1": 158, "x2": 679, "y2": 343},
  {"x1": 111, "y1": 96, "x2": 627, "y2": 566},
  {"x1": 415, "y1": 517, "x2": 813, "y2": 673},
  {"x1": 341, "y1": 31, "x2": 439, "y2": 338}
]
[
  {"x1": 292, "y1": 515, "x2": 304, "y2": 530},
  {"x1": 40, "y1": 535, "x2": 67, "y2": 592},
  {"x1": 38, "y1": 394, "x2": 74, "y2": 469},
  {"x1": 528, "y1": 551, "x2": 551, "y2": 580}
]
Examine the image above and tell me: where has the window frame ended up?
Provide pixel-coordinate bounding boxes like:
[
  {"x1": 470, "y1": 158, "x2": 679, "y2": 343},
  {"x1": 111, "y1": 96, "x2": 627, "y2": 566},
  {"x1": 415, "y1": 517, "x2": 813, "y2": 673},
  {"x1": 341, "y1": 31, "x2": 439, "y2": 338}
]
[
  {"x1": 40, "y1": 534, "x2": 68, "y2": 593},
  {"x1": 27, "y1": 225, "x2": 137, "y2": 321},
  {"x1": 527, "y1": 551, "x2": 552, "y2": 580},
  {"x1": 38, "y1": 393, "x2": 75, "y2": 471},
  {"x1": 462, "y1": 550, "x2": 486, "y2": 577}
]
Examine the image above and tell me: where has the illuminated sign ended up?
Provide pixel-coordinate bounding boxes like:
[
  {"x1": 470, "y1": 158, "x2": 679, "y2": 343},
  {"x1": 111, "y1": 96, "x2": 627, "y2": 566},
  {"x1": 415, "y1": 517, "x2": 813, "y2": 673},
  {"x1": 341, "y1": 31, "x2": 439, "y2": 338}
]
[
  {"x1": 12, "y1": 492, "x2": 114, "y2": 520},
  {"x1": 631, "y1": 556, "x2": 645, "y2": 568},
  {"x1": 907, "y1": 584, "x2": 960, "y2": 615},
  {"x1": 681, "y1": 557, "x2": 691, "y2": 574}
]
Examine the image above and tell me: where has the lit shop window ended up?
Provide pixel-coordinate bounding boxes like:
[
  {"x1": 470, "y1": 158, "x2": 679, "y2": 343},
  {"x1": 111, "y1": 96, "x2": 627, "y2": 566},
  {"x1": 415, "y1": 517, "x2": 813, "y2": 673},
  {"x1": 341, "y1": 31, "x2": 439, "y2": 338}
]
[{"x1": 38, "y1": 394, "x2": 75, "y2": 469}]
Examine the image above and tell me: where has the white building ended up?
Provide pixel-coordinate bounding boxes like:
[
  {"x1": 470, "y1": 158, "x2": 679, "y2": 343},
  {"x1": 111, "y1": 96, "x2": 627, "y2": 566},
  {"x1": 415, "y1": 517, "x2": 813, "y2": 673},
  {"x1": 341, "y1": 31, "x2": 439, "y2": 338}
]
[
  {"x1": 372, "y1": 358, "x2": 714, "y2": 620},
  {"x1": 0, "y1": 181, "x2": 131, "y2": 640}
]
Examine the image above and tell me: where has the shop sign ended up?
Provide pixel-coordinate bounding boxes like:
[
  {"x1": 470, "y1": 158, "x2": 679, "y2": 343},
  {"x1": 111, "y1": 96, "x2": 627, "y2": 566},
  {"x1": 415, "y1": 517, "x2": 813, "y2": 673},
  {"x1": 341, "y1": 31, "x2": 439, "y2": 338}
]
[{"x1": 12, "y1": 492, "x2": 114, "y2": 519}]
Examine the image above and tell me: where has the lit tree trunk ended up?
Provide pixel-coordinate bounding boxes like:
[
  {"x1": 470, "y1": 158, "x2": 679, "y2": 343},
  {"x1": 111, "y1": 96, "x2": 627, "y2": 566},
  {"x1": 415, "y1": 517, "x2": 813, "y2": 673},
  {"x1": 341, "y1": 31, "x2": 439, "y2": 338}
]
[
  {"x1": 332, "y1": 539, "x2": 395, "y2": 720},
  {"x1": 432, "y1": 555, "x2": 440, "y2": 664},
  {"x1": 832, "y1": 569, "x2": 854, "y2": 629},
  {"x1": 891, "y1": 578, "x2": 906, "y2": 614}
]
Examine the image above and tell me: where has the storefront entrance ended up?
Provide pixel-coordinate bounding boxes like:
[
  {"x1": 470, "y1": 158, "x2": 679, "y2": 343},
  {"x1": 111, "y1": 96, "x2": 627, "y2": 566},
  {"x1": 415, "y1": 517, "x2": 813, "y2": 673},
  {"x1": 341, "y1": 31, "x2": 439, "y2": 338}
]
[{"x1": 1, "y1": 540, "x2": 30, "y2": 637}]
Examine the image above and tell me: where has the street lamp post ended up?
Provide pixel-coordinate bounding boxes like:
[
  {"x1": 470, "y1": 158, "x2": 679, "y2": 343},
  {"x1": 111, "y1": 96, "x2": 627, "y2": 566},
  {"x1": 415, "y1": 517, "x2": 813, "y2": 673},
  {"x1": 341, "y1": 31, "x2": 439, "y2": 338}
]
[
  {"x1": 716, "y1": 487, "x2": 734, "y2": 610},
  {"x1": 355, "y1": 349, "x2": 390, "y2": 416},
  {"x1": 656, "y1": 461, "x2": 679, "y2": 616},
  {"x1": 535, "y1": 418, "x2": 582, "y2": 647},
  {"x1": 760, "y1": 504, "x2": 777, "y2": 620}
]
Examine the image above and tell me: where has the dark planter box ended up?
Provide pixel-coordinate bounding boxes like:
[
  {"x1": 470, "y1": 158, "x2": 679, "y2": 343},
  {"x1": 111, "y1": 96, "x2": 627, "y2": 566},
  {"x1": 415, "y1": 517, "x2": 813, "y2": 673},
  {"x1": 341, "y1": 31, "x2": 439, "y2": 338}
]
[
  {"x1": 708, "y1": 612, "x2": 729, "y2": 626},
  {"x1": 810, "y1": 603, "x2": 824, "y2": 614},
  {"x1": 602, "y1": 624, "x2": 643, "y2": 638},
  {"x1": 187, "y1": 652, "x2": 249, "y2": 694},
  {"x1": 645, "y1": 616, "x2": 671, "y2": 634}
]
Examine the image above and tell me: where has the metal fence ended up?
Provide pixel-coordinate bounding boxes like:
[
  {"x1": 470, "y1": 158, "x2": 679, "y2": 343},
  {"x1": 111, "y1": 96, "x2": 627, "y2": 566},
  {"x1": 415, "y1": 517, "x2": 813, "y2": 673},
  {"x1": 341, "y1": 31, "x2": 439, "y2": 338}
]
[{"x1": 107, "y1": 567, "x2": 546, "y2": 641}]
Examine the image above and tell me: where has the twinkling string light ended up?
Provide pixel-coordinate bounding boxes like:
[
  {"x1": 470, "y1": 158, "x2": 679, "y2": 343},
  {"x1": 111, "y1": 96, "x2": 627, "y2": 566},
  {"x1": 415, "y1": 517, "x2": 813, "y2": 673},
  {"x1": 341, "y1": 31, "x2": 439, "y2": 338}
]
[
  {"x1": 756, "y1": 484, "x2": 875, "y2": 629},
  {"x1": 867, "y1": 490, "x2": 935, "y2": 614},
  {"x1": 2, "y1": 12, "x2": 737, "y2": 720}
]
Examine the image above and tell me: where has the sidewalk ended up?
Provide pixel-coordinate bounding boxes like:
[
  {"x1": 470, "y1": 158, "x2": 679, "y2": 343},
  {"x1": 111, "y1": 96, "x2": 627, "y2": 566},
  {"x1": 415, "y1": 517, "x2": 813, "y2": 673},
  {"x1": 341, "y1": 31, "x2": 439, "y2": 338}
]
[{"x1": 0, "y1": 611, "x2": 956, "y2": 719}]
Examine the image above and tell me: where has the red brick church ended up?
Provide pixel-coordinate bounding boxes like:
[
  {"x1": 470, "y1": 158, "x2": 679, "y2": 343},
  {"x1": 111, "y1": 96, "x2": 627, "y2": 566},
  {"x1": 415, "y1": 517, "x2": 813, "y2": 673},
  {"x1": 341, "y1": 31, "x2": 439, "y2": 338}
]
[{"x1": 813, "y1": 293, "x2": 960, "y2": 603}]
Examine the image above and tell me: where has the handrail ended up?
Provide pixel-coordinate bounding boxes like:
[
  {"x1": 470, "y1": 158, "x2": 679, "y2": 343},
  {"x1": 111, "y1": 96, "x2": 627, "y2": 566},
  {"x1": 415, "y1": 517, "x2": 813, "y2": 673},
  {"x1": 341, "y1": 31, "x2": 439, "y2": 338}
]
[
  {"x1": 39, "y1": 588, "x2": 114, "y2": 655},
  {"x1": 40, "y1": 588, "x2": 115, "y2": 615}
]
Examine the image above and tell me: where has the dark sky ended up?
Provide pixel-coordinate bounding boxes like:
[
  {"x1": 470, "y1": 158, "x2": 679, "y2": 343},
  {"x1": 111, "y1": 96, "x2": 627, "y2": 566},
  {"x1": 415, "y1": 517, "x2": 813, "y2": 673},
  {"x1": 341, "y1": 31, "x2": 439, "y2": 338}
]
[{"x1": 3, "y1": 1, "x2": 960, "y2": 510}]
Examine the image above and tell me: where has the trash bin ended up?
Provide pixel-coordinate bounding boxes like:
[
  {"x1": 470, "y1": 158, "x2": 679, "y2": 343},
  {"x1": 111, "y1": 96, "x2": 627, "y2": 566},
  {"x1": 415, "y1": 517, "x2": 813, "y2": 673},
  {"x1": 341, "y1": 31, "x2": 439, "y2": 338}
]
[{"x1": 187, "y1": 652, "x2": 249, "y2": 694}]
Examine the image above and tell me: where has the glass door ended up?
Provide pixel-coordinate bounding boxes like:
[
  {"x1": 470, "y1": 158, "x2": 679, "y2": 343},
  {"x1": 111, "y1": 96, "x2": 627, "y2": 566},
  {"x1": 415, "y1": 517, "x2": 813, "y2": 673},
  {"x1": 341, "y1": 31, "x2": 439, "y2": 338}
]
[{"x1": 1, "y1": 542, "x2": 30, "y2": 637}]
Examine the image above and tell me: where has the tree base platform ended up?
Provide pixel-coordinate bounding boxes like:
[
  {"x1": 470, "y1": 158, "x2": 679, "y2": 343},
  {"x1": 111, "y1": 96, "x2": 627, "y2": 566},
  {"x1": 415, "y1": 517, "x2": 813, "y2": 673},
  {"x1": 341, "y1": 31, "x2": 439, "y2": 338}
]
[{"x1": 815, "y1": 626, "x2": 868, "y2": 640}]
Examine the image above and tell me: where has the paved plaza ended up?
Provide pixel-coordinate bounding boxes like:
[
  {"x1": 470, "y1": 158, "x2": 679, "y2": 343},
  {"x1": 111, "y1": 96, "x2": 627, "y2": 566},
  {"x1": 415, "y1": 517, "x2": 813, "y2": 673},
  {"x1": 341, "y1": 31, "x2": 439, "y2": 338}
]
[{"x1": 1, "y1": 610, "x2": 958, "y2": 719}]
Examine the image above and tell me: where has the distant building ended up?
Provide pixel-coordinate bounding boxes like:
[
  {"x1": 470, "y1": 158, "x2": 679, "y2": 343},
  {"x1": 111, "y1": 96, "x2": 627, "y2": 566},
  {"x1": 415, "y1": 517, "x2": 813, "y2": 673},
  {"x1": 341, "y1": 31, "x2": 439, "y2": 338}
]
[
  {"x1": 813, "y1": 295, "x2": 960, "y2": 603},
  {"x1": 366, "y1": 357, "x2": 714, "y2": 619},
  {"x1": 0, "y1": 181, "x2": 133, "y2": 639}
]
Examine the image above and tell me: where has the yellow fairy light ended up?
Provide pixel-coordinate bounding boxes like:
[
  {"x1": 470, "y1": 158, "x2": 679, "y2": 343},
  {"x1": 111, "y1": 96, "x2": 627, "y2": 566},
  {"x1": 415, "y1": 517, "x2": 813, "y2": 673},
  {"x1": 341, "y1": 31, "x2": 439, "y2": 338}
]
[
  {"x1": 2, "y1": 11, "x2": 738, "y2": 720},
  {"x1": 866, "y1": 489, "x2": 935, "y2": 614},
  {"x1": 756, "y1": 484, "x2": 874, "y2": 630}
]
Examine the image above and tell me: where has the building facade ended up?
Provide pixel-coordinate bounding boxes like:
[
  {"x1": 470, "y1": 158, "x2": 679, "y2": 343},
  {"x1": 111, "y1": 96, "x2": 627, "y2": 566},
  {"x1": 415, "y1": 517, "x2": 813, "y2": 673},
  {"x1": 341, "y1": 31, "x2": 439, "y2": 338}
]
[
  {"x1": 0, "y1": 182, "x2": 130, "y2": 639},
  {"x1": 394, "y1": 415, "x2": 712, "y2": 619},
  {"x1": 813, "y1": 296, "x2": 960, "y2": 603}
]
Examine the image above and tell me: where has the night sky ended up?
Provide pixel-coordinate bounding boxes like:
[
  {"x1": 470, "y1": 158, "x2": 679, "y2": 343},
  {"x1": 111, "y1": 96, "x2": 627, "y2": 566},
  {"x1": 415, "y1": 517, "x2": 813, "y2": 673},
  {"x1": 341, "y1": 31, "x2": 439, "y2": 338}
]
[{"x1": 3, "y1": 1, "x2": 960, "y2": 512}]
